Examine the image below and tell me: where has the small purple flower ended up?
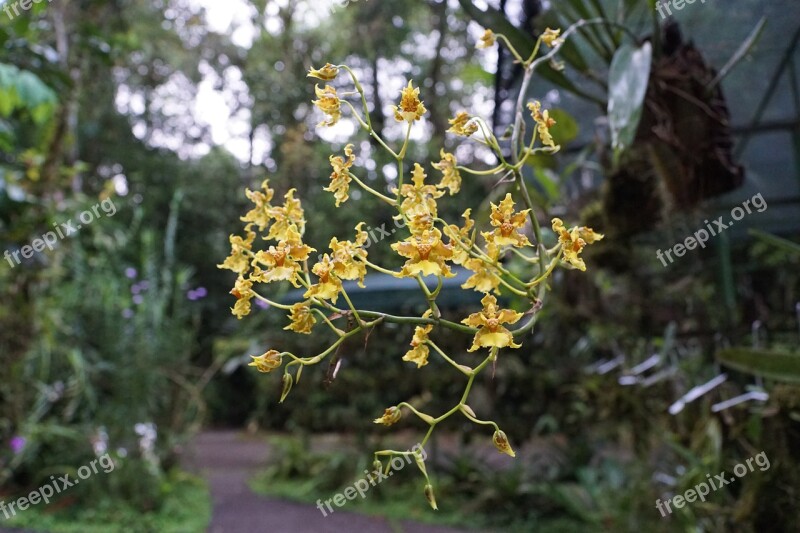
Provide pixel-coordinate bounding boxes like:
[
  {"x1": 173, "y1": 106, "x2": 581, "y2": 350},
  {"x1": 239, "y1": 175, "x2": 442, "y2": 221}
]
[
  {"x1": 10, "y1": 436, "x2": 26, "y2": 454},
  {"x1": 255, "y1": 299, "x2": 269, "y2": 310},
  {"x1": 187, "y1": 291, "x2": 198, "y2": 301},
  {"x1": 133, "y1": 295, "x2": 144, "y2": 305},
  {"x1": 125, "y1": 268, "x2": 138, "y2": 279},
  {"x1": 195, "y1": 287, "x2": 207, "y2": 299},
  {"x1": 122, "y1": 309, "x2": 134, "y2": 319}
]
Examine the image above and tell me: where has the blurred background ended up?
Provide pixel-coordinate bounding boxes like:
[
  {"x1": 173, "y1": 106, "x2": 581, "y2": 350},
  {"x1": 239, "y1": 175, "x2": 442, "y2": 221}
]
[{"x1": 1, "y1": 0, "x2": 799, "y2": 531}]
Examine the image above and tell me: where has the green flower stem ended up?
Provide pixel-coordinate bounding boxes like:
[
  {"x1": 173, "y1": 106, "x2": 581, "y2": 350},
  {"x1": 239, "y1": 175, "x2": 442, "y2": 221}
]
[
  {"x1": 459, "y1": 407, "x2": 499, "y2": 431},
  {"x1": 456, "y1": 164, "x2": 504, "y2": 176},
  {"x1": 357, "y1": 310, "x2": 477, "y2": 335},
  {"x1": 427, "y1": 341, "x2": 471, "y2": 376},
  {"x1": 415, "y1": 275, "x2": 441, "y2": 318},
  {"x1": 496, "y1": 34, "x2": 526, "y2": 65},
  {"x1": 340, "y1": 285, "x2": 364, "y2": 326},
  {"x1": 348, "y1": 171, "x2": 396, "y2": 205},
  {"x1": 363, "y1": 258, "x2": 399, "y2": 276},
  {"x1": 526, "y1": 249, "x2": 562, "y2": 287},
  {"x1": 252, "y1": 292, "x2": 293, "y2": 310},
  {"x1": 397, "y1": 402, "x2": 435, "y2": 424},
  {"x1": 311, "y1": 308, "x2": 345, "y2": 336},
  {"x1": 340, "y1": 65, "x2": 399, "y2": 159},
  {"x1": 300, "y1": 326, "x2": 363, "y2": 365},
  {"x1": 398, "y1": 122, "x2": 413, "y2": 160}
]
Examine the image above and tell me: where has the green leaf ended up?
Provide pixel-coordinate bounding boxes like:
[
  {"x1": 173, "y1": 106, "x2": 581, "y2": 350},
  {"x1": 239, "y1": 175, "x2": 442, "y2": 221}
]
[
  {"x1": 548, "y1": 108, "x2": 579, "y2": 145},
  {"x1": 749, "y1": 229, "x2": 800, "y2": 256},
  {"x1": 717, "y1": 348, "x2": 800, "y2": 384},
  {"x1": 607, "y1": 41, "x2": 652, "y2": 159}
]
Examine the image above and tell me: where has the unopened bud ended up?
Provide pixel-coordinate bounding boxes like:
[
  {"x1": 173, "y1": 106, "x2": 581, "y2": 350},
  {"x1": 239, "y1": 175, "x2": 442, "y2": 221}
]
[
  {"x1": 492, "y1": 429, "x2": 516, "y2": 458},
  {"x1": 424, "y1": 483, "x2": 438, "y2": 510},
  {"x1": 279, "y1": 373, "x2": 293, "y2": 403}
]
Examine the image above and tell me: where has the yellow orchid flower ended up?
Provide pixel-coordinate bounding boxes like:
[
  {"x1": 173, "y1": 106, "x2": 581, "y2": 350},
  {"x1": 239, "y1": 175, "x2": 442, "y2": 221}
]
[
  {"x1": 447, "y1": 111, "x2": 478, "y2": 137},
  {"x1": 307, "y1": 63, "x2": 339, "y2": 81},
  {"x1": 240, "y1": 179, "x2": 275, "y2": 231},
  {"x1": 313, "y1": 84, "x2": 341, "y2": 127},
  {"x1": 551, "y1": 218, "x2": 604, "y2": 271},
  {"x1": 403, "y1": 313, "x2": 434, "y2": 368},
  {"x1": 329, "y1": 223, "x2": 369, "y2": 287},
  {"x1": 304, "y1": 254, "x2": 343, "y2": 303},
  {"x1": 484, "y1": 193, "x2": 531, "y2": 248},
  {"x1": 324, "y1": 144, "x2": 355, "y2": 207},
  {"x1": 249, "y1": 350, "x2": 282, "y2": 373},
  {"x1": 392, "y1": 227, "x2": 455, "y2": 278},
  {"x1": 444, "y1": 209, "x2": 475, "y2": 265},
  {"x1": 218, "y1": 227, "x2": 256, "y2": 276},
  {"x1": 267, "y1": 189, "x2": 306, "y2": 241},
  {"x1": 392, "y1": 80, "x2": 427, "y2": 123},
  {"x1": 462, "y1": 241, "x2": 502, "y2": 294},
  {"x1": 461, "y1": 293, "x2": 522, "y2": 352},
  {"x1": 230, "y1": 276, "x2": 255, "y2": 319},
  {"x1": 251, "y1": 225, "x2": 314, "y2": 287},
  {"x1": 432, "y1": 150, "x2": 462, "y2": 195},
  {"x1": 527, "y1": 101, "x2": 557, "y2": 149},
  {"x1": 284, "y1": 303, "x2": 316, "y2": 334},
  {"x1": 399, "y1": 163, "x2": 444, "y2": 219}
]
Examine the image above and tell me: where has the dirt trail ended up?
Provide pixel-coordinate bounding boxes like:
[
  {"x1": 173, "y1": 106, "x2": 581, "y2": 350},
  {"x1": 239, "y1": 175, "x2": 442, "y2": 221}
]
[{"x1": 186, "y1": 431, "x2": 475, "y2": 533}]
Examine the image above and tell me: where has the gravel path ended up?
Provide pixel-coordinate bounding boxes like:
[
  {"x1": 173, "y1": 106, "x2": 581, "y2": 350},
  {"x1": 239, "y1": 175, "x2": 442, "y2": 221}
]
[{"x1": 185, "y1": 431, "x2": 476, "y2": 533}]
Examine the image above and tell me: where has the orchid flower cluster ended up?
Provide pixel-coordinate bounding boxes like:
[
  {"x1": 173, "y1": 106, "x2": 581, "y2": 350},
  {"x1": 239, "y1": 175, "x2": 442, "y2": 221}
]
[{"x1": 219, "y1": 25, "x2": 603, "y2": 509}]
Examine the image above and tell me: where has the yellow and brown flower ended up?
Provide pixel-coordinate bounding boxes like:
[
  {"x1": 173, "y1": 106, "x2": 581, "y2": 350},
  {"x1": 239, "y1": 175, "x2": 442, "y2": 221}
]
[
  {"x1": 551, "y1": 218, "x2": 604, "y2": 271},
  {"x1": 447, "y1": 111, "x2": 478, "y2": 137},
  {"x1": 313, "y1": 84, "x2": 341, "y2": 127},
  {"x1": 399, "y1": 163, "x2": 444, "y2": 218},
  {"x1": 251, "y1": 225, "x2": 314, "y2": 287},
  {"x1": 240, "y1": 179, "x2": 275, "y2": 231},
  {"x1": 307, "y1": 63, "x2": 339, "y2": 81},
  {"x1": 432, "y1": 150, "x2": 461, "y2": 195},
  {"x1": 527, "y1": 100, "x2": 557, "y2": 149},
  {"x1": 267, "y1": 189, "x2": 306, "y2": 241},
  {"x1": 303, "y1": 254, "x2": 344, "y2": 303},
  {"x1": 329, "y1": 223, "x2": 369, "y2": 287},
  {"x1": 248, "y1": 350, "x2": 282, "y2": 373},
  {"x1": 392, "y1": 80, "x2": 427, "y2": 123},
  {"x1": 284, "y1": 303, "x2": 316, "y2": 334},
  {"x1": 392, "y1": 227, "x2": 454, "y2": 278},
  {"x1": 324, "y1": 144, "x2": 355, "y2": 207},
  {"x1": 483, "y1": 193, "x2": 531, "y2": 248},
  {"x1": 218, "y1": 227, "x2": 256, "y2": 276},
  {"x1": 462, "y1": 241, "x2": 502, "y2": 294},
  {"x1": 461, "y1": 293, "x2": 522, "y2": 352}
]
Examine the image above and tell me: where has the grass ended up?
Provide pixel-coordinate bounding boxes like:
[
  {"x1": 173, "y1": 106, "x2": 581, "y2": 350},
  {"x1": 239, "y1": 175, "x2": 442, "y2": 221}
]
[{"x1": 2, "y1": 471, "x2": 211, "y2": 533}]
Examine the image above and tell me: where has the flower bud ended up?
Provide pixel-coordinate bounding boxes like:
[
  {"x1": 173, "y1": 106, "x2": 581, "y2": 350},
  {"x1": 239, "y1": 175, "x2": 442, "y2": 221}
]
[
  {"x1": 424, "y1": 483, "x2": 438, "y2": 510},
  {"x1": 492, "y1": 429, "x2": 516, "y2": 458},
  {"x1": 373, "y1": 406, "x2": 402, "y2": 426},
  {"x1": 279, "y1": 373, "x2": 293, "y2": 403}
]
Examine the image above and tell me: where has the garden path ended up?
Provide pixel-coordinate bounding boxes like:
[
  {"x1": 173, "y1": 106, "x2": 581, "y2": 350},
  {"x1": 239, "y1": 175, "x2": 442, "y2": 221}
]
[{"x1": 186, "y1": 430, "x2": 475, "y2": 533}]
